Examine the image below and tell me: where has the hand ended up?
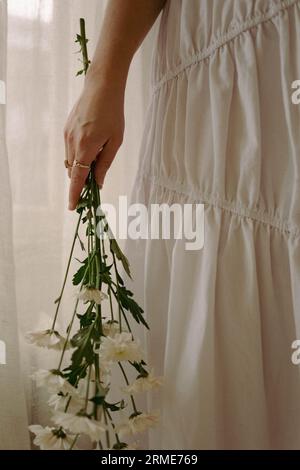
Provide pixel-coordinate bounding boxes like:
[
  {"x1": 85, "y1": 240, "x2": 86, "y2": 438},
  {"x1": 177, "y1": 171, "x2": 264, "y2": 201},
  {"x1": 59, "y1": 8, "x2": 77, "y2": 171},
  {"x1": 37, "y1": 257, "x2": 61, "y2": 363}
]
[{"x1": 64, "y1": 73, "x2": 125, "y2": 210}]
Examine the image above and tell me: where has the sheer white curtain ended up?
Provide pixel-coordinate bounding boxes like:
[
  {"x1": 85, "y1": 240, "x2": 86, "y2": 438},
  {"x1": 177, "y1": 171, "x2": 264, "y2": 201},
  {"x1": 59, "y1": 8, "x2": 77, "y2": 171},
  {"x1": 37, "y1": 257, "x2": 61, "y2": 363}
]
[
  {"x1": 0, "y1": 0, "x2": 29, "y2": 450},
  {"x1": 1, "y1": 0, "x2": 156, "y2": 449}
]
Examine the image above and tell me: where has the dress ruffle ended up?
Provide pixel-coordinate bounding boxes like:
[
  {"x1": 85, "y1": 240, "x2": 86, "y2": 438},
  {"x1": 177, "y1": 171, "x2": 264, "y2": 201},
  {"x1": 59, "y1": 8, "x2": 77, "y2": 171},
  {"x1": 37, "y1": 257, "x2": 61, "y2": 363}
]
[{"x1": 126, "y1": 0, "x2": 300, "y2": 449}]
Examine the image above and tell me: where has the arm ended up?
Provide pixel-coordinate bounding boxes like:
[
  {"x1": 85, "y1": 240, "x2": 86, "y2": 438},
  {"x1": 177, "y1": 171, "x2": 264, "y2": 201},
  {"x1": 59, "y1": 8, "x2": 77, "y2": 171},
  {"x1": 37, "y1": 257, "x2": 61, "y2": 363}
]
[{"x1": 64, "y1": 0, "x2": 167, "y2": 210}]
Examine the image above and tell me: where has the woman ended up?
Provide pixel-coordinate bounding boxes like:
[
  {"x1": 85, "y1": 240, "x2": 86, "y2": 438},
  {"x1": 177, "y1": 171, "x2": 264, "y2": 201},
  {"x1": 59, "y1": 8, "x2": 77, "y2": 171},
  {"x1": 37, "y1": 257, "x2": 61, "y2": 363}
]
[{"x1": 64, "y1": 0, "x2": 300, "y2": 449}]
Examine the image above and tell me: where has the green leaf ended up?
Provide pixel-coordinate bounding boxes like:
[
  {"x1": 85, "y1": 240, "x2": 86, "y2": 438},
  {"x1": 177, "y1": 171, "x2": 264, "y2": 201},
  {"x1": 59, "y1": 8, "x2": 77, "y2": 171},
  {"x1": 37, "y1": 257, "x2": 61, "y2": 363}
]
[
  {"x1": 70, "y1": 319, "x2": 98, "y2": 368},
  {"x1": 90, "y1": 396, "x2": 104, "y2": 406},
  {"x1": 63, "y1": 363, "x2": 88, "y2": 387},
  {"x1": 72, "y1": 257, "x2": 89, "y2": 285},
  {"x1": 110, "y1": 238, "x2": 132, "y2": 279},
  {"x1": 117, "y1": 286, "x2": 149, "y2": 329},
  {"x1": 99, "y1": 264, "x2": 113, "y2": 285},
  {"x1": 86, "y1": 223, "x2": 94, "y2": 237},
  {"x1": 130, "y1": 361, "x2": 148, "y2": 377},
  {"x1": 76, "y1": 197, "x2": 90, "y2": 214},
  {"x1": 70, "y1": 326, "x2": 91, "y2": 347},
  {"x1": 101, "y1": 264, "x2": 113, "y2": 274},
  {"x1": 116, "y1": 271, "x2": 124, "y2": 286},
  {"x1": 105, "y1": 403, "x2": 120, "y2": 412},
  {"x1": 77, "y1": 311, "x2": 95, "y2": 328},
  {"x1": 103, "y1": 399, "x2": 125, "y2": 412}
]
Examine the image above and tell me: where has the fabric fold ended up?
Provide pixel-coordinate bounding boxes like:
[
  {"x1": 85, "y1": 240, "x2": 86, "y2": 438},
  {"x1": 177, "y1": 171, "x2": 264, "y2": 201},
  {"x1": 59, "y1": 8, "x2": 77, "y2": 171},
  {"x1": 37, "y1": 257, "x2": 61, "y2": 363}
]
[{"x1": 126, "y1": 0, "x2": 300, "y2": 449}]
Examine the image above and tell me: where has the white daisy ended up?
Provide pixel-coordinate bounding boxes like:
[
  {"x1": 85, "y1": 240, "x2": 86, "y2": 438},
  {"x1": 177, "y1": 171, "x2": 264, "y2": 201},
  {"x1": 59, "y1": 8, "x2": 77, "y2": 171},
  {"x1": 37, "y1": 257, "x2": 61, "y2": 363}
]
[
  {"x1": 99, "y1": 363, "x2": 112, "y2": 388},
  {"x1": 102, "y1": 320, "x2": 122, "y2": 338},
  {"x1": 99, "y1": 332, "x2": 144, "y2": 363},
  {"x1": 25, "y1": 329, "x2": 70, "y2": 351},
  {"x1": 123, "y1": 370, "x2": 163, "y2": 394},
  {"x1": 29, "y1": 425, "x2": 75, "y2": 450},
  {"x1": 31, "y1": 369, "x2": 74, "y2": 394},
  {"x1": 77, "y1": 286, "x2": 108, "y2": 305},
  {"x1": 116, "y1": 411, "x2": 160, "y2": 439},
  {"x1": 48, "y1": 391, "x2": 85, "y2": 414},
  {"x1": 53, "y1": 411, "x2": 107, "y2": 442},
  {"x1": 75, "y1": 365, "x2": 110, "y2": 397}
]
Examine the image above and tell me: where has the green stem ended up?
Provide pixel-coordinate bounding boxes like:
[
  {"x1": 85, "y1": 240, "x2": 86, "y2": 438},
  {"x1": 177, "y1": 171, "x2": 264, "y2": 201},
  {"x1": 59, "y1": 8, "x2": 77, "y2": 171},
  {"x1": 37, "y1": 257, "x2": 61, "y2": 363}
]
[
  {"x1": 57, "y1": 299, "x2": 79, "y2": 371},
  {"x1": 51, "y1": 213, "x2": 82, "y2": 330},
  {"x1": 108, "y1": 286, "x2": 115, "y2": 322},
  {"x1": 92, "y1": 172, "x2": 103, "y2": 336},
  {"x1": 109, "y1": 286, "x2": 132, "y2": 333},
  {"x1": 98, "y1": 205, "x2": 116, "y2": 325},
  {"x1": 93, "y1": 356, "x2": 100, "y2": 421},
  {"x1": 57, "y1": 253, "x2": 96, "y2": 371},
  {"x1": 80, "y1": 18, "x2": 90, "y2": 74},
  {"x1": 106, "y1": 409, "x2": 121, "y2": 445},
  {"x1": 98, "y1": 439, "x2": 104, "y2": 450},
  {"x1": 84, "y1": 366, "x2": 92, "y2": 409},
  {"x1": 69, "y1": 434, "x2": 79, "y2": 450},
  {"x1": 118, "y1": 362, "x2": 138, "y2": 414},
  {"x1": 103, "y1": 408, "x2": 110, "y2": 449},
  {"x1": 64, "y1": 365, "x2": 88, "y2": 413},
  {"x1": 112, "y1": 251, "x2": 123, "y2": 332}
]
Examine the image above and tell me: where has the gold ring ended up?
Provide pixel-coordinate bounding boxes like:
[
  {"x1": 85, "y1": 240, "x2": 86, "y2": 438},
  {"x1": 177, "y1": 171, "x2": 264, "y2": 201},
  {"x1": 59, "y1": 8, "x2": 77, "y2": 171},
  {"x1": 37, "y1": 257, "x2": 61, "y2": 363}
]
[
  {"x1": 64, "y1": 159, "x2": 72, "y2": 169},
  {"x1": 73, "y1": 160, "x2": 91, "y2": 170}
]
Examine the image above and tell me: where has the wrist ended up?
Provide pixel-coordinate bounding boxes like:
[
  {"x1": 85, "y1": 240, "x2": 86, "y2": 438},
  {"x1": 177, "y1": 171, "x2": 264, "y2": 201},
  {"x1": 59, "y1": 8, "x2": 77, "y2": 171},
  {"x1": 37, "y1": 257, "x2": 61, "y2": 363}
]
[{"x1": 86, "y1": 59, "x2": 130, "y2": 90}]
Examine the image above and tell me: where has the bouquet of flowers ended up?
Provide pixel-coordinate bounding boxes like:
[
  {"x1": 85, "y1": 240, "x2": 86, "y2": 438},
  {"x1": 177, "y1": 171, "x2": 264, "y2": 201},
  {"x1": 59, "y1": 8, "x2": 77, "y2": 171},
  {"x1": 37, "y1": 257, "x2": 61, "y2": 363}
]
[{"x1": 26, "y1": 19, "x2": 162, "y2": 451}]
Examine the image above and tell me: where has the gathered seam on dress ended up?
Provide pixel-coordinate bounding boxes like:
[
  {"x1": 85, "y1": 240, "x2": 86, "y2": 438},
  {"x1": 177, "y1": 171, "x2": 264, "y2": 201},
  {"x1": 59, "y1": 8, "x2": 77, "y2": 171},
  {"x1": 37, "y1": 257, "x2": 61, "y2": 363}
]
[
  {"x1": 153, "y1": 0, "x2": 300, "y2": 94},
  {"x1": 135, "y1": 172, "x2": 300, "y2": 240}
]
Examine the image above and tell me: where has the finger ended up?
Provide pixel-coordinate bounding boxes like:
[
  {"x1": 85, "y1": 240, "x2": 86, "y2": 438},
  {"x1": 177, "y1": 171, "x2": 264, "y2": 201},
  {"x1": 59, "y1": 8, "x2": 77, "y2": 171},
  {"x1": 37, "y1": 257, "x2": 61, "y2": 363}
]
[
  {"x1": 67, "y1": 141, "x2": 75, "y2": 179},
  {"x1": 68, "y1": 145, "x2": 99, "y2": 210},
  {"x1": 64, "y1": 103, "x2": 79, "y2": 178},
  {"x1": 64, "y1": 130, "x2": 75, "y2": 179},
  {"x1": 94, "y1": 140, "x2": 120, "y2": 188},
  {"x1": 64, "y1": 130, "x2": 71, "y2": 178},
  {"x1": 68, "y1": 165, "x2": 90, "y2": 210}
]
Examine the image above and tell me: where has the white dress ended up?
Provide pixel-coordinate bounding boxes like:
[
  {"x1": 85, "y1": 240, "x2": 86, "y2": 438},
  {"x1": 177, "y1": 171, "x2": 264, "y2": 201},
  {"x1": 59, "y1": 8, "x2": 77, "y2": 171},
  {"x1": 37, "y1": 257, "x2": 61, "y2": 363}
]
[{"x1": 126, "y1": 0, "x2": 300, "y2": 450}]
